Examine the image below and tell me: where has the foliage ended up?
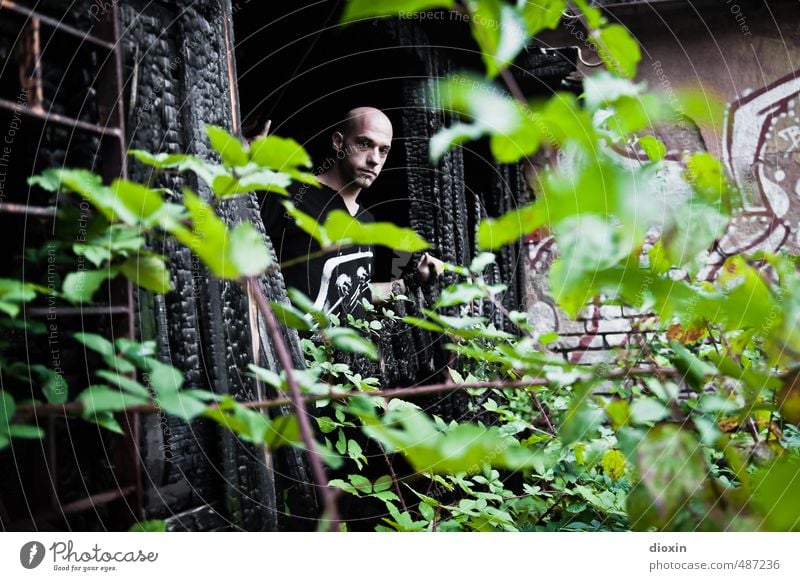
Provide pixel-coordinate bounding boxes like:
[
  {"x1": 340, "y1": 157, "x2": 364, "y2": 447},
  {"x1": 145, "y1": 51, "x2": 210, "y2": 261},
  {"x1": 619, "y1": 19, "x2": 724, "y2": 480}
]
[{"x1": 2, "y1": 0, "x2": 800, "y2": 533}]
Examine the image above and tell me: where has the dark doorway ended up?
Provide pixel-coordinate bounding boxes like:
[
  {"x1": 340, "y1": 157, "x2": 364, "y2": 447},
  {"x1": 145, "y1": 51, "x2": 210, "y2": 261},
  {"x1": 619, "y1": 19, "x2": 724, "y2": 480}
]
[{"x1": 233, "y1": 1, "x2": 420, "y2": 281}]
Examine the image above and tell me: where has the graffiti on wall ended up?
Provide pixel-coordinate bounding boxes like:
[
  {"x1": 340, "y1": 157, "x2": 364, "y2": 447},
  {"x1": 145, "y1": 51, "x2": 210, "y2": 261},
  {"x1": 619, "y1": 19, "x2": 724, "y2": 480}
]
[{"x1": 526, "y1": 70, "x2": 800, "y2": 361}]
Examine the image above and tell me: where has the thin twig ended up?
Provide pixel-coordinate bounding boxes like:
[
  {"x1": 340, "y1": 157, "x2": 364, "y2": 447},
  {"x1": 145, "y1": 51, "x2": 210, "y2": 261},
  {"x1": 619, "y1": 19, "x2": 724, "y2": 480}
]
[
  {"x1": 246, "y1": 276, "x2": 340, "y2": 530},
  {"x1": 530, "y1": 391, "x2": 556, "y2": 435},
  {"x1": 376, "y1": 441, "x2": 408, "y2": 513},
  {"x1": 15, "y1": 366, "x2": 680, "y2": 418}
]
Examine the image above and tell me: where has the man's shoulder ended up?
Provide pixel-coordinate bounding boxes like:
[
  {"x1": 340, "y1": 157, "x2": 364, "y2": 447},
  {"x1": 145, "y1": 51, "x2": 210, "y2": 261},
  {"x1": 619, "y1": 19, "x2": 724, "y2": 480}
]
[{"x1": 286, "y1": 180, "x2": 337, "y2": 211}]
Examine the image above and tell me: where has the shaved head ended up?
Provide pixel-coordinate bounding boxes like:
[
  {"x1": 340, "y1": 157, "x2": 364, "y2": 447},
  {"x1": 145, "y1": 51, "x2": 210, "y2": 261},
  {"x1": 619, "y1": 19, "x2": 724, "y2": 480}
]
[{"x1": 339, "y1": 107, "x2": 393, "y2": 139}]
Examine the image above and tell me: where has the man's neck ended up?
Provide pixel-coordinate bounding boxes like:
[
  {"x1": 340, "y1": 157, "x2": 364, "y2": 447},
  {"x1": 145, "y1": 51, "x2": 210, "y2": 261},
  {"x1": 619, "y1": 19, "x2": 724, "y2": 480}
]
[{"x1": 317, "y1": 170, "x2": 361, "y2": 216}]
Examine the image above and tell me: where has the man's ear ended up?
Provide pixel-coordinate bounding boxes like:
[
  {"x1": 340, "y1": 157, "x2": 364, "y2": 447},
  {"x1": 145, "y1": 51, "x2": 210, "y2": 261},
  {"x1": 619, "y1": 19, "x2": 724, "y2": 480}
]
[{"x1": 332, "y1": 131, "x2": 344, "y2": 152}]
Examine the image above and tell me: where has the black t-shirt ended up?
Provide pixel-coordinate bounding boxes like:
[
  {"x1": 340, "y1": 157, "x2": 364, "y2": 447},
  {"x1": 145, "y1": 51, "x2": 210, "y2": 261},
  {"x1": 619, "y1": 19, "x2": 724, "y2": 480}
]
[{"x1": 262, "y1": 182, "x2": 375, "y2": 322}]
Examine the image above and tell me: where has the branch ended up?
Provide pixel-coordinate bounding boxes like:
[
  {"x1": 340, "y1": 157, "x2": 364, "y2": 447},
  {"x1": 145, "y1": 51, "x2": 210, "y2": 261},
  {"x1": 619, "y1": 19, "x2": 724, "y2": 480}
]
[
  {"x1": 245, "y1": 276, "x2": 340, "y2": 531},
  {"x1": 16, "y1": 366, "x2": 679, "y2": 417}
]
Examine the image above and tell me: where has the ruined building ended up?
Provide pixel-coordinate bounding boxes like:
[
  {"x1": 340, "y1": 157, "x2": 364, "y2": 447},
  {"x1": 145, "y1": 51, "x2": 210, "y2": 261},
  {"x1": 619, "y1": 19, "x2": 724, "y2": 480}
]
[{"x1": 0, "y1": 0, "x2": 796, "y2": 531}]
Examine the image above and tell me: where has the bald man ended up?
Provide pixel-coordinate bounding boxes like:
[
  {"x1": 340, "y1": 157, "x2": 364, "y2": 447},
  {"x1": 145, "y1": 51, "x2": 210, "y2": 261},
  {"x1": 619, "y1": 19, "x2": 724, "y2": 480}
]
[{"x1": 262, "y1": 107, "x2": 441, "y2": 322}]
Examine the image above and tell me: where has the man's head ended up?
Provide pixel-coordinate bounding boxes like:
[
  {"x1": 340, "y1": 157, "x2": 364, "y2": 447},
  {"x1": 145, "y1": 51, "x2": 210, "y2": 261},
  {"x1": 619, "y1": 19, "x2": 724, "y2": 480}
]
[{"x1": 331, "y1": 107, "x2": 393, "y2": 189}]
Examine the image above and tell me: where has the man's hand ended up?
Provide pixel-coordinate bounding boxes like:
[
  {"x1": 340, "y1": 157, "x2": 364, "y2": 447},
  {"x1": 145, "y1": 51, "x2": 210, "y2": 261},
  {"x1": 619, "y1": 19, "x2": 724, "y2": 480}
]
[{"x1": 415, "y1": 252, "x2": 445, "y2": 284}]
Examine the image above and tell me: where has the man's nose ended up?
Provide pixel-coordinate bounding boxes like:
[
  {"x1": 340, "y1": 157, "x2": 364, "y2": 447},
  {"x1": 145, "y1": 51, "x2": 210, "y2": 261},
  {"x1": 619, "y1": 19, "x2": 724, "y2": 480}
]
[{"x1": 365, "y1": 149, "x2": 380, "y2": 166}]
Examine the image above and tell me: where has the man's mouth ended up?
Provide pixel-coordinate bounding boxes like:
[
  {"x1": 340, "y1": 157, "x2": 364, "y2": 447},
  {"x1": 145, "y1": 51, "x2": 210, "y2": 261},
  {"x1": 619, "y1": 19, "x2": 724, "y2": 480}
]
[{"x1": 359, "y1": 169, "x2": 377, "y2": 178}]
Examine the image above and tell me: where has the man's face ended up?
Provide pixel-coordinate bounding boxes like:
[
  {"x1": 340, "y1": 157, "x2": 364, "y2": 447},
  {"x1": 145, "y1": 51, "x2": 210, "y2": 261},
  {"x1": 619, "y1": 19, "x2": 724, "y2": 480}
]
[{"x1": 334, "y1": 112, "x2": 393, "y2": 189}]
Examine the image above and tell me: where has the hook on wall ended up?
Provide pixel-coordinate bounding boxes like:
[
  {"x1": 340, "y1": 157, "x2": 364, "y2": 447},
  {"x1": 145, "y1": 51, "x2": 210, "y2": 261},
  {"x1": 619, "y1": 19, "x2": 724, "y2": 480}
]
[{"x1": 575, "y1": 46, "x2": 603, "y2": 67}]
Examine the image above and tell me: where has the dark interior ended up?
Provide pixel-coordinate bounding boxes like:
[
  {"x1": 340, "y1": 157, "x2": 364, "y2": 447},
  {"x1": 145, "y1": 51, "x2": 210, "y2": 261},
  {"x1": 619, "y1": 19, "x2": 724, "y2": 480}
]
[{"x1": 233, "y1": 1, "x2": 421, "y2": 281}]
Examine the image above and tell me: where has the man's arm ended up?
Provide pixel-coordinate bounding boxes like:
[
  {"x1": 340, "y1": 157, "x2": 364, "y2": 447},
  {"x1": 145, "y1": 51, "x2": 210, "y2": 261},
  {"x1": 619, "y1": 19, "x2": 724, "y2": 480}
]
[{"x1": 370, "y1": 252, "x2": 444, "y2": 303}]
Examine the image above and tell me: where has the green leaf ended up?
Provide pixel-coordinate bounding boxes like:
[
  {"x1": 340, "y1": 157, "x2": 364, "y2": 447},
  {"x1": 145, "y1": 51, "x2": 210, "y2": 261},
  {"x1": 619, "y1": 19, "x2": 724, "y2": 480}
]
[
  {"x1": 519, "y1": 0, "x2": 564, "y2": 36},
  {"x1": 30, "y1": 365, "x2": 68, "y2": 404},
  {"x1": 78, "y1": 385, "x2": 149, "y2": 418},
  {"x1": 401, "y1": 316, "x2": 445, "y2": 333},
  {"x1": 206, "y1": 125, "x2": 249, "y2": 167},
  {"x1": 434, "y1": 283, "x2": 486, "y2": 308},
  {"x1": 559, "y1": 383, "x2": 605, "y2": 445},
  {"x1": 118, "y1": 255, "x2": 171, "y2": 294},
  {"x1": 751, "y1": 458, "x2": 800, "y2": 531},
  {"x1": 0, "y1": 279, "x2": 38, "y2": 317},
  {"x1": 436, "y1": 74, "x2": 522, "y2": 149},
  {"x1": 373, "y1": 475, "x2": 394, "y2": 493},
  {"x1": 627, "y1": 424, "x2": 709, "y2": 531},
  {"x1": 95, "y1": 370, "x2": 150, "y2": 399},
  {"x1": 211, "y1": 170, "x2": 291, "y2": 198},
  {"x1": 478, "y1": 204, "x2": 540, "y2": 250},
  {"x1": 573, "y1": 0, "x2": 603, "y2": 28},
  {"x1": 202, "y1": 397, "x2": 286, "y2": 446},
  {"x1": 325, "y1": 327, "x2": 379, "y2": 361},
  {"x1": 170, "y1": 189, "x2": 238, "y2": 279},
  {"x1": 62, "y1": 269, "x2": 115, "y2": 303},
  {"x1": 248, "y1": 364, "x2": 282, "y2": 390},
  {"x1": 74, "y1": 333, "x2": 115, "y2": 357},
  {"x1": 29, "y1": 169, "x2": 139, "y2": 224},
  {"x1": 157, "y1": 390, "x2": 208, "y2": 422},
  {"x1": 270, "y1": 302, "x2": 312, "y2": 332},
  {"x1": 341, "y1": 0, "x2": 454, "y2": 22},
  {"x1": 639, "y1": 136, "x2": 666, "y2": 161},
  {"x1": 129, "y1": 520, "x2": 167, "y2": 532},
  {"x1": 86, "y1": 411, "x2": 124, "y2": 434},
  {"x1": 356, "y1": 400, "x2": 547, "y2": 474},
  {"x1": 465, "y1": 0, "x2": 528, "y2": 78},
  {"x1": 675, "y1": 88, "x2": 725, "y2": 136},
  {"x1": 348, "y1": 473, "x2": 373, "y2": 494},
  {"x1": 469, "y1": 252, "x2": 496, "y2": 273},
  {"x1": 149, "y1": 362, "x2": 184, "y2": 394},
  {"x1": 264, "y1": 415, "x2": 301, "y2": 448},
  {"x1": 250, "y1": 135, "x2": 313, "y2": 170},
  {"x1": 347, "y1": 438, "x2": 365, "y2": 467},
  {"x1": 489, "y1": 113, "x2": 543, "y2": 163},
  {"x1": 329, "y1": 479, "x2": 358, "y2": 495},
  {"x1": 684, "y1": 152, "x2": 728, "y2": 203},
  {"x1": 601, "y1": 449, "x2": 626, "y2": 482},
  {"x1": 0, "y1": 390, "x2": 15, "y2": 427},
  {"x1": 7, "y1": 424, "x2": 45, "y2": 439},
  {"x1": 430, "y1": 122, "x2": 488, "y2": 163},
  {"x1": 110, "y1": 179, "x2": 180, "y2": 228},
  {"x1": 127, "y1": 150, "x2": 191, "y2": 169},
  {"x1": 324, "y1": 210, "x2": 429, "y2": 252},
  {"x1": 668, "y1": 342, "x2": 716, "y2": 391},
  {"x1": 591, "y1": 24, "x2": 641, "y2": 79},
  {"x1": 281, "y1": 201, "x2": 330, "y2": 247},
  {"x1": 603, "y1": 94, "x2": 673, "y2": 137},
  {"x1": 629, "y1": 398, "x2": 670, "y2": 424},
  {"x1": 582, "y1": 71, "x2": 644, "y2": 111},
  {"x1": 229, "y1": 222, "x2": 272, "y2": 276},
  {"x1": 661, "y1": 198, "x2": 728, "y2": 269}
]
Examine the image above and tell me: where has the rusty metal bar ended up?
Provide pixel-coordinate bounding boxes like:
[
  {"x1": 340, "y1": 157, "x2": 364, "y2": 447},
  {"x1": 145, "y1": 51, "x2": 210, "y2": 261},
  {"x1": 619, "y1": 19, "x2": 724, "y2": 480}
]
[
  {"x1": 0, "y1": 202, "x2": 57, "y2": 216},
  {"x1": 0, "y1": 1, "x2": 115, "y2": 50},
  {"x1": 18, "y1": 15, "x2": 44, "y2": 113},
  {"x1": 0, "y1": 96, "x2": 124, "y2": 138},
  {"x1": 26, "y1": 305, "x2": 132, "y2": 317},
  {"x1": 1, "y1": 0, "x2": 138, "y2": 531},
  {"x1": 47, "y1": 416, "x2": 58, "y2": 511},
  {"x1": 13, "y1": 485, "x2": 136, "y2": 528}
]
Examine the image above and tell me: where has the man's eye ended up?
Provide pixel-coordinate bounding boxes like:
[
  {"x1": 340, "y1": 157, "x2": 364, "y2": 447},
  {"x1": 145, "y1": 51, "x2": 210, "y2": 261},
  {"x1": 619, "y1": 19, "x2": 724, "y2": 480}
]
[
  {"x1": 380, "y1": 148, "x2": 390, "y2": 156},
  {"x1": 357, "y1": 141, "x2": 369, "y2": 149}
]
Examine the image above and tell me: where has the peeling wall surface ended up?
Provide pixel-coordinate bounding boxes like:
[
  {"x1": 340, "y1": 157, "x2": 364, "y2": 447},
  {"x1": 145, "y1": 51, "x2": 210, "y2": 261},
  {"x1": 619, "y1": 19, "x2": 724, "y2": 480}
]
[{"x1": 526, "y1": 1, "x2": 800, "y2": 364}]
